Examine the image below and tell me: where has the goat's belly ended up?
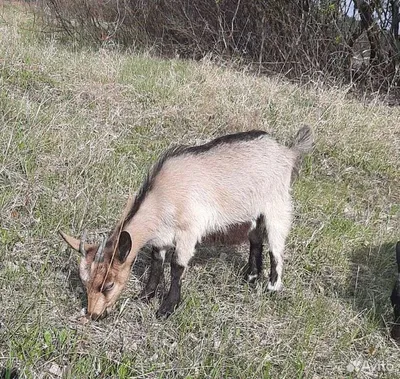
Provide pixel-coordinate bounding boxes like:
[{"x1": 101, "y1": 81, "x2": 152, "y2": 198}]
[{"x1": 203, "y1": 222, "x2": 251, "y2": 246}]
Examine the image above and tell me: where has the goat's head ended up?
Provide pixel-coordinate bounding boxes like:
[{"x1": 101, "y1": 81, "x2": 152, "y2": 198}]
[
  {"x1": 60, "y1": 230, "x2": 133, "y2": 320},
  {"x1": 390, "y1": 241, "x2": 400, "y2": 341}
]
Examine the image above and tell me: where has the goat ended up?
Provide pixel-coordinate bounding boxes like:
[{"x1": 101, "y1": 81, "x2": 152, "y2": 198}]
[
  {"x1": 60, "y1": 126, "x2": 313, "y2": 320},
  {"x1": 391, "y1": 241, "x2": 400, "y2": 341}
]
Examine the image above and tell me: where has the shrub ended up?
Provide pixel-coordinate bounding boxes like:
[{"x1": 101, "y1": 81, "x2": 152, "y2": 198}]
[{"x1": 38, "y1": 0, "x2": 400, "y2": 96}]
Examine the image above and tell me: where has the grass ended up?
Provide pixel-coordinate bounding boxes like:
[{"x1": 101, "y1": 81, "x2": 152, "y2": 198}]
[{"x1": 1, "y1": 2, "x2": 400, "y2": 378}]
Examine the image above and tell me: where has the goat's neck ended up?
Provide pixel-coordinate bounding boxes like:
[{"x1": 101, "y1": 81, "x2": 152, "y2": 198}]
[{"x1": 123, "y1": 204, "x2": 160, "y2": 266}]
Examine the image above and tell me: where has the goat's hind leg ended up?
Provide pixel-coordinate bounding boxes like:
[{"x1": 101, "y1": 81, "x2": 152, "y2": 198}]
[
  {"x1": 139, "y1": 248, "x2": 166, "y2": 302},
  {"x1": 265, "y1": 200, "x2": 292, "y2": 292},
  {"x1": 246, "y1": 216, "x2": 265, "y2": 284}
]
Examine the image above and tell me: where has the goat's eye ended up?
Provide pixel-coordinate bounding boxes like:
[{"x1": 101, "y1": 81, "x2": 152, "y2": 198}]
[{"x1": 103, "y1": 282, "x2": 115, "y2": 292}]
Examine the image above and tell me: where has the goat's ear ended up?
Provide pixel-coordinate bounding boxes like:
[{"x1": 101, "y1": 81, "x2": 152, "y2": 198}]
[
  {"x1": 118, "y1": 231, "x2": 132, "y2": 263},
  {"x1": 396, "y1": 241, "x2": 400, "y2": 270}
]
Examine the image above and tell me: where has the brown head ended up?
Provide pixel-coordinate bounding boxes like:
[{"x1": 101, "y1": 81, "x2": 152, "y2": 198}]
[{"x1": 59, "y1": 230, "x2": 133, "y2": 320}]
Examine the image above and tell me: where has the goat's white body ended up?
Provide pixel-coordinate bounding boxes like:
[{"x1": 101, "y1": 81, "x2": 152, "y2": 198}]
[
  {"x1": 62, "y1": 128, "x2": 312, "y2": 319},
  {"x1": 126, "y1": 134, "x2": 301, "y2": 280}
]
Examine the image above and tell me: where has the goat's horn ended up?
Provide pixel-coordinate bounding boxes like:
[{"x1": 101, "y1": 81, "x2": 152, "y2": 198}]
[
  {"x1": 94, "y1": 235, "x2": 107, "y2": 262},
  {"x1": 79, "y1": 230, "x2": 88, "y2": 257}
]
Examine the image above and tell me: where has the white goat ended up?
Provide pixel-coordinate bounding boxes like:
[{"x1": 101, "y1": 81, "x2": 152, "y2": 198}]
[{"x1": 60, "y1": 126, "x2": 313, "y2": 319}]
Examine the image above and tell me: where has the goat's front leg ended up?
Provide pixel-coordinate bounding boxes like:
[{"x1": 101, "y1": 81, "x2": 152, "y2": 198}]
[
  {"x1": 156, "y1": 235, "x2": 195, "y2": 318},
  {"x1": 156, "y1": 258, "x2": 185, "y2": 318},
  {"x1": 139, "y1": 248, "x2": 166, "y2": 302}
]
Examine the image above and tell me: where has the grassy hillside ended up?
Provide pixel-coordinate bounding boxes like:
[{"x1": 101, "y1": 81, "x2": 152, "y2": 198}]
[{"x1": 1, "y1": 3, "x2": 399, "y2": 378}]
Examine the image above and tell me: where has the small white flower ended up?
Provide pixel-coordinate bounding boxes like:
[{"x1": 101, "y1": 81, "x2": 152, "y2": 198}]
[
  {"x1": 48, "y1": 363, "x2": 62, "y2": 377},
  {"x1": 347, "y1": 359, "x2": 362, "y2": 373},
  {"x1": 346, "y1": 362, "x2": 355, "y2": 373}
]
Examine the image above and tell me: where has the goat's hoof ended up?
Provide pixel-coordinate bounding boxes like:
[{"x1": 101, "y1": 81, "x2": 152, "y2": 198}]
[
  {"x1": 156, "y1": 307, "x2": 173, "y2": 319},
  {"x1": 391, "y1": 324, "x2": 400, "y2": 341},
  {"x1": 267, "y1": 278, "x2": 283, "y2": 292},
  {"x1": 156, "y1": 301, "x2": 177, "y2": 319}
]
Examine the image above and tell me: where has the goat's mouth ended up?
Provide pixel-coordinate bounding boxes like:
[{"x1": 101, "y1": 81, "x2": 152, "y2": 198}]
[
  {"x1": 85, "y1": 309, "x2": 108, "y2": 321},
  {"x1": 86, "y1": 304, "x2": 116, "y2": 321}
]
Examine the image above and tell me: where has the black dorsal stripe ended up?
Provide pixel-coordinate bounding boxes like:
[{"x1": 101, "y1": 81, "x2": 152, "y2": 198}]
[{"x1": 183, "y1": 130, "x2": 267, "y2": 155}]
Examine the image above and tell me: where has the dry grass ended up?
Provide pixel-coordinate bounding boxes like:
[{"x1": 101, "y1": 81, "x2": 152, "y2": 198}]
[{"x1": 1, "y1": 3, "x2": 400, "y2": 378}]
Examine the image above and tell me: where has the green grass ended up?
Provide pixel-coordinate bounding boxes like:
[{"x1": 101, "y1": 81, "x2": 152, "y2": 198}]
[{"x1": 1, "y1": 3, "x2": 400, "y2": 378}]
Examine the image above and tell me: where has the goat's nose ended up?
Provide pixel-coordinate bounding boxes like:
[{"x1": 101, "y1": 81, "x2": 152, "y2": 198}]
[{"x1": 87, "y1": 310, "x2": 108, "y2": 321}]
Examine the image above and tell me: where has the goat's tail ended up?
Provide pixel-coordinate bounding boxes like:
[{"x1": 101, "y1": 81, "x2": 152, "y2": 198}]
[
  {"x1": 289, "y1": 126, "x2": 313, "y2": 183},
  {"x1": 290, "y1": 125, "x2": 313, "y2": 155}
]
